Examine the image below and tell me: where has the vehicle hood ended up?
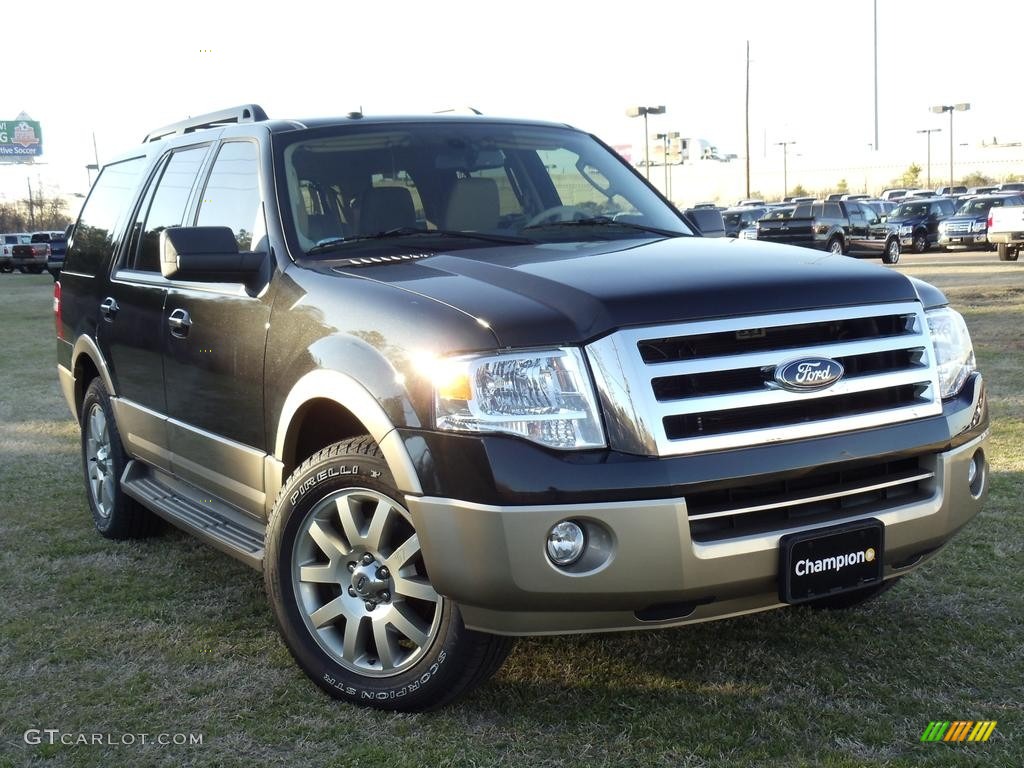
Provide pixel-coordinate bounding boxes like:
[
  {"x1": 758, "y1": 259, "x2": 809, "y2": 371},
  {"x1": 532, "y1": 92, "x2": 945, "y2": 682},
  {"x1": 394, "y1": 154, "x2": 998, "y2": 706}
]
[
  {"x1": 889, "y1": 214, "x2": 929, "y2": 226},
  {"x1": 332, "y1": 236, "x2": 920, "y2": 348}
]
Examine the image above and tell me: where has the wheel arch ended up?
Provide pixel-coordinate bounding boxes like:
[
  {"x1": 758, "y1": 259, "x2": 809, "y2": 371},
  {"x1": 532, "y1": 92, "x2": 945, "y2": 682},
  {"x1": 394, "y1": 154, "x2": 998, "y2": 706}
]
[
  {"x1": 274, "y1": 369, "x2": 423, "y2": 496},
  {"x1": 71, "y1": 335, "x2": 116, "y2": 422}
]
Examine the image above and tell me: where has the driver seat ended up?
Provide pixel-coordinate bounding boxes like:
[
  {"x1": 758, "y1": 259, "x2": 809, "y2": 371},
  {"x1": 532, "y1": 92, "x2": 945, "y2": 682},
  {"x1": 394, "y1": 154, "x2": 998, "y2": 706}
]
[{"x1": 444, "y1": 178, "x2": 500, "y2": 232}]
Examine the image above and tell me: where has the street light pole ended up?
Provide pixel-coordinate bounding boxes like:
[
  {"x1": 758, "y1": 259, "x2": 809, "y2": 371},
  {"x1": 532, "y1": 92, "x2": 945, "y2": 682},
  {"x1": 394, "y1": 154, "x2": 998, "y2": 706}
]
[
  {"x1": 916, "y1": 128, "x2": 942, "y2": 188},
  {"x1": 654, "y1": 131, "x2": 680, "y2": 198},
  {"x1": 627, "y1": 106, "x2": 666, "y2": 180},
  {"x1": 774, "y1": 141, "x2": 796, "y2": 198},
  {"x1": 930, "y1": 104, "x2": 970, "y2": 189}
]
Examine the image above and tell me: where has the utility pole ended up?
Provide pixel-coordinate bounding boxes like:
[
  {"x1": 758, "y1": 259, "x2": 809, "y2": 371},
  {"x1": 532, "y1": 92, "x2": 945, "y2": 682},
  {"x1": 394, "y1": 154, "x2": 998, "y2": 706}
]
[
  {"x1": 873, "y1": 0, "x2": 879, "y2": 151},
  {"x1": 745, "y1": 40, "x2": 751, "y2": 197},
  {"x1": 26, "y1": 177, "x2": 35, "y2": 230},
  {"x1": 775, "y1": 141, "x2": 797, "y2": 198},
  {"x1": 916, "y1": 128, "x2": 942, "y2": 188}
]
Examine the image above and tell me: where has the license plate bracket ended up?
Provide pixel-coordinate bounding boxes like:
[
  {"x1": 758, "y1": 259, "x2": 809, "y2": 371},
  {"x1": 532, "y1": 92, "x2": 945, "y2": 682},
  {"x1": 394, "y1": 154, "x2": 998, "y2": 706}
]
[{"x1": 778, "y1": 520, "x2": 884, "y2": 604}]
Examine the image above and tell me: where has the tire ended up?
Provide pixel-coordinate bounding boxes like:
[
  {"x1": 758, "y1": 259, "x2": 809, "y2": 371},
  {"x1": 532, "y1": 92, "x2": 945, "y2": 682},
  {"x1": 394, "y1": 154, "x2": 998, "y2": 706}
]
[
  {"x1": 808, "y1": 577, "x2": 901, "y2": 610},
  {"x1": 264, "y1": 436, "x2": 514, "y2": 711},
  {"x1": 0, "y1": 265, "x2": 12, "y2": 273},
  {"x1": 912, "y1": 231, "x2": 928, "y2": 254},
  {"x1": 80, "y1": 378, "x2": 163, "y2": 539},
  {"x1": 997, "y1": 243, "x2": 1019, "y2": 261},
  {"x1": 827, "y1": 236, "x2": 844, "y2": 255},
  {"x1": 17, "y1": 266, "x2": 26, "y2": 273},
  {"x1": 882, "y1": 238, "x2": 901, "y2": 264},
  {"x1": 29, "y1": 266, "x2": 44, "y2": 274}
]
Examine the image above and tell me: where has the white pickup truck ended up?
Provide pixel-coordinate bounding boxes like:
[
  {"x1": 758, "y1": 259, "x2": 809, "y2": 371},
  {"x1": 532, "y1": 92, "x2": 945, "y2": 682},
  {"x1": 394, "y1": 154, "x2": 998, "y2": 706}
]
[{"x1": 988, "y1": 203, "x2": 1024, "y2": 261}]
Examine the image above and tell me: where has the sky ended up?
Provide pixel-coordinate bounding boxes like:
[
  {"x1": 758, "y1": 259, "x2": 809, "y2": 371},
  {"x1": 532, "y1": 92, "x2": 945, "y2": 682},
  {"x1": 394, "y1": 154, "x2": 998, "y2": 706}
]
[{"x1": 2, "y1": 0, "x2": 1023, "y2": 207}]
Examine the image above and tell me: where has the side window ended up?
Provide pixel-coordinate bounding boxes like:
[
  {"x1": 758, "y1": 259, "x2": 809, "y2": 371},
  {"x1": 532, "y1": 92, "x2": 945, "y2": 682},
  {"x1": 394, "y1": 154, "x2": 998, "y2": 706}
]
[
  {"x1": 862, "y1": 205, "x2": 879, "y2": 225},
  {"x1": 64, "y1": 157, "x2": 146, "y2": 276},
  {"x1": 133, "y1": 146, "x2": 209, "y2": 272},
  {"x1": 824, "y1": 202, "x2": 842, "y2": 218},
  {"x1": 196, "y1": 142, "x2": 261, "y2": 251}
]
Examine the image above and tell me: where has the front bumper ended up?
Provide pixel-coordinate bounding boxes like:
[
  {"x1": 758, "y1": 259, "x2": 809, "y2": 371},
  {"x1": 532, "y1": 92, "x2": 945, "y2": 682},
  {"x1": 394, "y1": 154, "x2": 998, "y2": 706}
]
[
  {"x1": 939, "y1": 233, "x2": 987, "y2": 248},
  {"x1": 408, "y1": 376, "x2": 989, "y2": 636}
]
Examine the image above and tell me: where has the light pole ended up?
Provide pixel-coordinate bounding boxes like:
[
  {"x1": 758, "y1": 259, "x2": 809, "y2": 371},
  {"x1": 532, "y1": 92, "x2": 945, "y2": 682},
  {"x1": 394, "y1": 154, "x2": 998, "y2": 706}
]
[
  {"x1": 775, "y1": 140, "x2": 796, "y2": 198},
  {"x1": 627, "y1": 106, "x2": 666, "y2": 180},
  {"x1": 916, "y1": 128, "x2": 942, "y2": 189},
  {"x1": 655, "y1": 131, "x2": 680, "y2": 198},
  {"x1": 930, "y1": 104, "x2": 970, "y2": 188}
]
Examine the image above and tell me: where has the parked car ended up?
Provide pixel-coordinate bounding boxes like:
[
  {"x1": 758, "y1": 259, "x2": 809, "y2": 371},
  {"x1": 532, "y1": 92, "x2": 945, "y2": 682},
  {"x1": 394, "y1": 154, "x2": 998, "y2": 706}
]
[
  {"x1": 880, "y1": 189, "x2": 909, "y2": 201},
  {"x1": 905, "y1": 190, "x2": 937, "y2": 199},
  {"x1": 966, "y1": 186, "x2": 997, "y2": 195},
  {"x1": 988, "y1": 201, "x2": 1024, "y2": 260},
  {"x1": 56, "y1": 104, "x2": 988, "y2": 711},
  {"x1": 995, "y1": 182, "x2": 1024, "y2": 193},
  {"x1": 34, "y1": 231, "x2": 69, "y2": 278},
  {"x1": 935, "y1": 185, "x2": 967, "y2": 196},
  {"x1": 939, "y1": 194, "x2": 1024, "y2": 250},
  {"x1": 1, "y1": 232, "x2": 31, "y2": 273},
  {"x1": 840, "y1": 194, "x2": 871, "y2": 201},
  {"x1": 11, "y1": 233, "x2": 51, "y2": 273},
  {"x1": 887, "y1": 197, "x2": 958, "y2": 253},
  {"x1": 735, "y1": 198, "x2": 765, "y2": 207},
  {"x1": 722, "y1": 205, "x2": 767, "y2": 237},
  {"x1": 683, "y1": 206, "x2": 726, "y2": 237},
  {"x1": 742, "y1": 205, "x2": 796, "y2": 239},
  {"x1": 756, "y1": 200, "x2": 902, "y2": 263}
]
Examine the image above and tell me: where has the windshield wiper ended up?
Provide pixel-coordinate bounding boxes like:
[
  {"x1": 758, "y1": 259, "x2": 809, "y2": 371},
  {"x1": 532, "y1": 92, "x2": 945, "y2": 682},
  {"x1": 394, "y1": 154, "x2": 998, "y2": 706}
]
[
  {"x1": 306, "y1": 227, "x2": 530, "y2": 256},
  {"x1": 521, "y1": 216, "x2": 688, "y2": 238}
]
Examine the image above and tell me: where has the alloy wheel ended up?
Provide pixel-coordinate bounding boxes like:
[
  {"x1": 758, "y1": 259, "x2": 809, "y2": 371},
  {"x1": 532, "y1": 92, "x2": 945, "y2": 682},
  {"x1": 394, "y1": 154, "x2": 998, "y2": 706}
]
[
  {"x1": 85, "y1": 404, "x2": 115, "y2": 519},
  {"x1": 292, "y1": 488, "x2": 442, "y2": 677}
]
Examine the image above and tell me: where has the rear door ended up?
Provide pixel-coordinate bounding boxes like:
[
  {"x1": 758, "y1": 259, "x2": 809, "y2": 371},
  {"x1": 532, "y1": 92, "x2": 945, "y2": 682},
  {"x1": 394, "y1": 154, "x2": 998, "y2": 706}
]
[
  {"x1": 161, "y1": 139, "x2": 274, "y2": 516},
  {"x1": 98, "y1": 144, "x2": 211, "y2": 470}
]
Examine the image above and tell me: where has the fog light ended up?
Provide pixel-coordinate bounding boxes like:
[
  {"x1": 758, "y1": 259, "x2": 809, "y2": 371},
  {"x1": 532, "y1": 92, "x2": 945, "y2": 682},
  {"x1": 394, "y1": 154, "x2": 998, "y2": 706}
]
[
  {"x1": 968, "y1": 449, "x2": 985, "y2": 497},
  {"x1": 546, "y1": 520, "x2": 586, "y2": 566}
]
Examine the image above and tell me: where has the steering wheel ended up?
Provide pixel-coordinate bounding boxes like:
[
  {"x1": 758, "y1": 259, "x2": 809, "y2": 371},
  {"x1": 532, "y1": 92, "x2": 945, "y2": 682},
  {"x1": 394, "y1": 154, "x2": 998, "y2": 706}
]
[{"x1": 526, "y1": 205, "x2": 588, "y2": 227}]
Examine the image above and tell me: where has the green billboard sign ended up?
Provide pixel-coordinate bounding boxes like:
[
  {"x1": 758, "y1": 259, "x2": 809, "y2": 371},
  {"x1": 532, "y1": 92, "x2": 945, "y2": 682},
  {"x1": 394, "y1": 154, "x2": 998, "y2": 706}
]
[{"x1": 0, "y1": 119, "x2": 43, "y2": 158}]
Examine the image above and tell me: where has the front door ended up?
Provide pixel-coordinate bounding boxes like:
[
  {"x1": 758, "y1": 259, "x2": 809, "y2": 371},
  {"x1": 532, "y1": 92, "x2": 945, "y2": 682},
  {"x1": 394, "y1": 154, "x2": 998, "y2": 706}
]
[{"x1": 161, "y1": 140, "x2": 273, "y2": 517}]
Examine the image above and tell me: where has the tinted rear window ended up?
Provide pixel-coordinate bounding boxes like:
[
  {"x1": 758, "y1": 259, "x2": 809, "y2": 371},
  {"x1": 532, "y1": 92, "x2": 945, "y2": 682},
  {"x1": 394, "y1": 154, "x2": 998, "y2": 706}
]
[{"x1": 65, "y1": 157, "x2": 147, "y2": 275}]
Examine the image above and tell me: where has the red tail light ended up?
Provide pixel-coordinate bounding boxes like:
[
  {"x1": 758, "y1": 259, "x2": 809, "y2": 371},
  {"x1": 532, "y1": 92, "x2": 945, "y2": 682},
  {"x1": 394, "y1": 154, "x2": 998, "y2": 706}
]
[
  {"x1": 987, "y1": 214, "x2": 993, "y2": 229},
  {"x1": 54, "y1": 281, "x2": 63, "y2": 340}
]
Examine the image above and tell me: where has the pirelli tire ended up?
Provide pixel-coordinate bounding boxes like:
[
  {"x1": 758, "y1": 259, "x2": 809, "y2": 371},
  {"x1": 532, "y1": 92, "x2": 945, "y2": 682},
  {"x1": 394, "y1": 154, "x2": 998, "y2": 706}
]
[
  {"x1": 79, "y1": 378, "x2": 163, "y2": 539},
  {"x1": 807, "y1": 575, "x2": 902, "y2": 610},
  {"x1": 264, "y1": 436, "x2": 514, "y2": 711}
]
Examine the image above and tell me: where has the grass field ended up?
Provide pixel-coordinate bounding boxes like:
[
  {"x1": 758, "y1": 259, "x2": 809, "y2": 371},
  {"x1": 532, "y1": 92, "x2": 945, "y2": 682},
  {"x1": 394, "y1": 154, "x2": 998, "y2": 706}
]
[{"x1": 1, "y1": 265, "x2": 1021, "y2": 768}]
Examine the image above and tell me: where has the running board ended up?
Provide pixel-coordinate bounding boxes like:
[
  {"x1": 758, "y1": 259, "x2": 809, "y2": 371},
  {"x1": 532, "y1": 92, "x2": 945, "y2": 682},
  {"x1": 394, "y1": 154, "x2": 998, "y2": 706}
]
[{"x1": 121, "y1": 460, "x2": 265, "y2": 570}]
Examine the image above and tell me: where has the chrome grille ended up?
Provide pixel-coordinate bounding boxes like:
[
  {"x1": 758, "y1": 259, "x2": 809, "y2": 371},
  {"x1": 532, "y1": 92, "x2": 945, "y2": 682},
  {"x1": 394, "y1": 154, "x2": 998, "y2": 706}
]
[
  {"x1": 944, "y1": 221, "x2": 972, "y2": 234},
  {"x1": 585, "y1": 302, "x2": 942, "y2": 456}
]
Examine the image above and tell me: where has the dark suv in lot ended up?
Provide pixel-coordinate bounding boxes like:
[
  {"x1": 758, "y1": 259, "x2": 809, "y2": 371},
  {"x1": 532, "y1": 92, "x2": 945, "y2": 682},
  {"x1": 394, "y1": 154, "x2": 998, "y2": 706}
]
[
  {"x1": 56, "y1": 105, "x2": 989, "y2": 711},
  {"x1": 888, "y1": 198, "x2": 957, "y2": 253}
]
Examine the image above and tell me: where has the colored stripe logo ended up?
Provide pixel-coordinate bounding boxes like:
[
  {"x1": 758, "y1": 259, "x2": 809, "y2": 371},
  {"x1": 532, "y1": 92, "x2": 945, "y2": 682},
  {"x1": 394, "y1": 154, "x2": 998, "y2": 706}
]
[{"x1": 920, "y1": 721, "x2": 997, "y2": 742}]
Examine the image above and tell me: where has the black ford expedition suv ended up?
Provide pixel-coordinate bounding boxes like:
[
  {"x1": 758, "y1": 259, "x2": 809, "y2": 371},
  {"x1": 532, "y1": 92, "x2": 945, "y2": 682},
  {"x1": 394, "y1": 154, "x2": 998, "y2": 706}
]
[{"x1": 57, "y1": 105, "x2": 989, "y2": 711}]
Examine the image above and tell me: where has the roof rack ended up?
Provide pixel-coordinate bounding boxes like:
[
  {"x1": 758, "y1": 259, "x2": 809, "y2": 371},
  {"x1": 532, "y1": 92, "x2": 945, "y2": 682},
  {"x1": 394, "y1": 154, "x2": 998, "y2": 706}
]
[{"x1": 143, "y1": 104, "x2": 269, "y2": 143}]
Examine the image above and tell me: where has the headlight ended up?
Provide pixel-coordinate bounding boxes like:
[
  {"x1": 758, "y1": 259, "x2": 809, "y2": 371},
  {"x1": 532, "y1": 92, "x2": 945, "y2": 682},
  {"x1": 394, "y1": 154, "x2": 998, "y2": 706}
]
[
  {"x1": 899, "y1": 225, "x2": 913, "y2": 235},
  {"x1": 926, "y1": 307, "x2": 976, "y2": 399},
  {"x1": 972, "y1": 220, "x2": 986, "y2": 233},
  {"x1": 938, "y1": 222, "x2": 948, "y2": 233},
  {"x1": 429, "y1": 347, "x2": 606, "y2": 449}
]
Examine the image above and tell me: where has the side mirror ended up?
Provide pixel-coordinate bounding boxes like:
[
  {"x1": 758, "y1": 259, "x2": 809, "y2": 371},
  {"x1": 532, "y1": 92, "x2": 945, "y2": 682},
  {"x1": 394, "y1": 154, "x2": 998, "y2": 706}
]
[{"x1": 160, "y1": 227, "x2": 266, "y2": 286}]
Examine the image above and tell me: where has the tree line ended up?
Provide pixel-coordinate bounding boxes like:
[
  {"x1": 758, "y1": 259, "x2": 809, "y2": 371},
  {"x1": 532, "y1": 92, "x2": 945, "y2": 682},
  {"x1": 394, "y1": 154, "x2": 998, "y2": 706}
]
[{"x1": 0, "y1": 192, "x2": 74, "y2": 233}]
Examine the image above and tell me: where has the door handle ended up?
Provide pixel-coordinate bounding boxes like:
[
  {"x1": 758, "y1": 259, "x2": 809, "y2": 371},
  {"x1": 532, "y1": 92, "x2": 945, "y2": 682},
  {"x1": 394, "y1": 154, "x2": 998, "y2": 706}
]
[
  {"x1": 99, "y1": 297, "x2": 119, "y2": 321},
  {"x1": 168, "y1": 308, "x2": 192, "y2": 338}
]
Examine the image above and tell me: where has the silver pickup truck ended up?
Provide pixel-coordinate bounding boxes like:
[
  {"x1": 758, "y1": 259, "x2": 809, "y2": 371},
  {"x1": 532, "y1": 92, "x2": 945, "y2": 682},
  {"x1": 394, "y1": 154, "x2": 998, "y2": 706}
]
[{"x1": 988, "y1": 204, "x2": 1024, "y2": 261}]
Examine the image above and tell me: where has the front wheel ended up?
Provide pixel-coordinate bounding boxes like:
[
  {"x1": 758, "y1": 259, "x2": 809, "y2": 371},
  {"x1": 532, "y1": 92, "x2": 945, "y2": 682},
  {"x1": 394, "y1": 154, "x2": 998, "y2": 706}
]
[
  {"x1": 264, "y1": 437, "x2": 513, "y2": 711},
  {"x1": 912, "y1": 232, "x2": 928, "y2": 254},
  {"x1": 882, "y1": 238, "x2": 901, "y2": 264},
  {"x1": 827, "y1": 237, "x2": 844, "y2": 255}
]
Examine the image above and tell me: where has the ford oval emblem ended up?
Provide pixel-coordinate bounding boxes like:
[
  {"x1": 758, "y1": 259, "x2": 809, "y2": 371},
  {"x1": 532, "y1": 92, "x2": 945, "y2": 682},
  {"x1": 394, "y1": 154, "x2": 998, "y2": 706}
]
[{"x1": 774, "y1": 357, "x2": 844, "y2": 392}]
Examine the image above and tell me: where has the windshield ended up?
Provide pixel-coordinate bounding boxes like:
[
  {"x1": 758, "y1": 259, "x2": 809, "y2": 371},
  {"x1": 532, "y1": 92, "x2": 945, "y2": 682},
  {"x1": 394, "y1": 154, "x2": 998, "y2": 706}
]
[
  {"x1": 957, "y1": 198, "x2": 1005, "y2": 216},
  {"x1": 275, "y1": 122, "x2": 692, "y2": 256},
  {"x1": 890, "y1": 202, "x2": 930, "y2": 219}
]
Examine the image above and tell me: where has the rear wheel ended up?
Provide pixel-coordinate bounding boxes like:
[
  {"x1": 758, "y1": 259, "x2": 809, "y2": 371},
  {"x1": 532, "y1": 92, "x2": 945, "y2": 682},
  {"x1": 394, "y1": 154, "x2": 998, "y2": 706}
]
[
  {"x1": 0, "y1": 264, "x2": 12, "y2": 273},
  {"x1": 80, "y1": 378, "x2": 163, "y2": 539},
  {"x1": 997, "y1": 243, "x2": 1019, "y2": 261},
  {"x1": 827, "y1": 236, "x2": 844, "y2": 255},
  {"x1": 264, "y1": 437, "x2": 514, "y2": 711},
  {"x1": 882, "y1": 238, "x2": 901, "y2": 264}
]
